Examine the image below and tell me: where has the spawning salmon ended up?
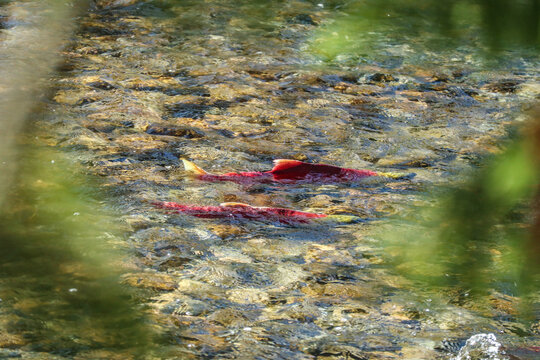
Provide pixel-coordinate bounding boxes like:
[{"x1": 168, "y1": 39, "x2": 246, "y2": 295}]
[
  {"x1": 153, "y1": 201, "x2": 360, "y2": 225},
  {"x1": 181, "y1": 158, "x2": 411, "y2": 184}
]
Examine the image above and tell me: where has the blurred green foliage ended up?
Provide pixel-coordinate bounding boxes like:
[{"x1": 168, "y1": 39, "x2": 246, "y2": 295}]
[
  {"x1": 379, "y1": 123, "x2": 540, "y2": 312},
  {"x1": 0, "y1": 144, "x2": 156, "y2": 356},
  {"x1": 310, "y1": 0, "x2": 539, "y2": 61}
]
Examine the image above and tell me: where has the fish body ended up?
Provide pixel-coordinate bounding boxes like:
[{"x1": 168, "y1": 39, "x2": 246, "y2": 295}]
[
  {"x1": 182, "y1": 158, "x2": 409, "y2": 184},
  {"x1": 269, "y1": 159, "x2": 377, "y2": 182},
  {"x1": 198, "y1": 171, "x2": 273, "y2": 183},
  {"x1": 153, "y1": 201, "x2": 359, "y2": 225}
]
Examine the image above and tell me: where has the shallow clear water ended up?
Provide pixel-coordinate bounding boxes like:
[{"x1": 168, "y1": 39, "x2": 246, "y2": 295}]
[{"x1": 2, "y1": 0, "x2": 540, "y2": 358}]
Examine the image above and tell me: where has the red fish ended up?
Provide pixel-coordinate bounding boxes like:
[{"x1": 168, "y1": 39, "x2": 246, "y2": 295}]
[
  {"x1": 181, "y1": 158, "x2": 410, "y2": 184},
  {"x1": 153, "y1": 201, "x2": 359, "y2": 225}
]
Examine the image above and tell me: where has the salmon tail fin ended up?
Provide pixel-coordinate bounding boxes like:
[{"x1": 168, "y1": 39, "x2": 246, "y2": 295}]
[
  {"x1": 153, "y1": 201, "x2": 181, "y2": 208},
  {"x1": 377, "y1": 171, "x2": 416, "y2": 180},
  {"x1": 181, "y1": 158, "x2": 208, "y2": 176},
  {"x1": 152, "y1": 201, "x2": 181, "y2": 211},
  {"x1": 151, "y1": 201, "x2": 165, "y2": 208},
  {"x1": 270, "y1": 159, "x2": 304, "y2": 172}
]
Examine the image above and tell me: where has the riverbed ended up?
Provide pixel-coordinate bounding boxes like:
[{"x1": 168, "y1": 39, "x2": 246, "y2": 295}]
[{"x1": 2, "y1": 0, "x2": 540, "y2": 359}]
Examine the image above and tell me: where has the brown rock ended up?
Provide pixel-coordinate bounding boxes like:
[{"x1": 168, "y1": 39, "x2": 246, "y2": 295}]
[
  {"x1": 227, "y1": 288, "x2": 269, "y2": 304},
  {"x1": 176, "y1": 279, "x2": 225, "y2": 299},
  {"x1": 301, "y1": 283, "x2": 366, "y2": 299},
  {"x1": 145, "y1": 124, "x2": 205, "y2": 138},
  {"x1": 122, "y1": 272, "x2": 177, "y2": 291},
  {"x1": 94, "y1": 0, "x2": 142, "y2": 9},
  {"x1": 207, "y1": 308, "x2": 250, "y2": 326},
  {"x1": 0, "y1": 331, "x2": 26, "y2": 347},
  {"x1": 209, "y1": 224, "x2": 246, "y2": 239},
  {"x1": 78, "y1": 75, "x2": 116, "y2": 90},
  {"x1": 368, "y1": 73, "x2": 397, "y2": 83},
  {"x1": 484, "y1": 79, "x2": 522, "y2": 93}
]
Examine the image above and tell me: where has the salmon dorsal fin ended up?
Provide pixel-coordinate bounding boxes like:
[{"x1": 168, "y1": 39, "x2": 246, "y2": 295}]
[
  {"x1": 271, "y1": 159, "x2": 304, "y2": 172},
  {"x1": 220, "y1": 202, "x2": 252, "y2": 207},
  {"x1": 181, "y1": 158, "x2": 208, "y2": 175}
]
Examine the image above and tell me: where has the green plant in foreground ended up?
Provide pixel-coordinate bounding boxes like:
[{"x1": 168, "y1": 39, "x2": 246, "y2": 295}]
[
  {"x1": 380, "y1": 117, "x2": 540, "y2": 312},
  {"x1": 0, "y1": 144, "x2": 156, "y2": 356}
]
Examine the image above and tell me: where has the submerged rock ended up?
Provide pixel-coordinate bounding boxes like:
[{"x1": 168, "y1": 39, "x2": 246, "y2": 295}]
[
  {"x1": 94, "y1": 0, "x2": 143, "y2": 9},
  {"x1": 145, "y1": 124, "x2": 205, "y2": 138},
  {"x1": 227, "y1": 288, "x2": 270, "y2": 304},
  {"x1": 484, "y1": 80, "x2": 522, "y2": 93},
  {"x1": 207, "y1": 308, "x2": 251, "y2": 327},
  {"x1": 289, "y1": 14, "x2": 318, "y2": 26},
  {"x1": 368, "y1": 73, "x2": 397, "y2": 83},
  {"x1": 122, "y1": 272, "x2": 177, "y2": 291}
]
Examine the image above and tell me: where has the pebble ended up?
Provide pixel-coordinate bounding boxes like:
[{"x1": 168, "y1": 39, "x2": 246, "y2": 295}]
[
  {"x1": 145, "y1": 124, "x2": 205, "y2": 138},
  {"x1": 227, "y1": 288, "x2": 270, "y2": 304},
  {"x1": 122, "y1": 272, "x2": 177, "y2": 291}
]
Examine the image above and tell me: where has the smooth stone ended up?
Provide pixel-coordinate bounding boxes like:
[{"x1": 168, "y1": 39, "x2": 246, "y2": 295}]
[
  {"x1": 145, "y1": 124, "x2": 205, "y2": 138},
  {"x1": 94, "y1": 0, "x2": 142, "y2": 9},
  {"x1": 176, "y1": 279, "x2": 226, "y2": 299},
  {"x1": 122, "y1": 272, "x2": 177, "y2": 291},
  {"x1": 227, "y1": 288, "x2": 270, "y2": 304},
  {"x1": 207, "y1": 308, "x2": 251, "y2": 327}
]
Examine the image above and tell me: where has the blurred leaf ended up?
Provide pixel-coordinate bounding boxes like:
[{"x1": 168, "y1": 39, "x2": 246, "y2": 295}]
[
  {"x1": 309, "y1": 0, "x2": 539, "y2": 62},
  {"x1": 379, "y1": 132, "x2": 540, "y2": 305},
  {"x1": 0, "y1": 144, "x2": 157, "y2": 356}
]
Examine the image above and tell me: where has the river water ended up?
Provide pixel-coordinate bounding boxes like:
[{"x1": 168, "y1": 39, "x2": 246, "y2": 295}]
[{"x1": 1, "y1": 0, "x2": 539, "y2": 358}]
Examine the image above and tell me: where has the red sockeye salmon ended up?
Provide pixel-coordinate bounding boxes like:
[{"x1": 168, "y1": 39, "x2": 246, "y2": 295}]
[
  {"x1": 181, "y1": 158, "x2": 412, "y2": 184},
  {"x1": 153, "y1": 201, "x2": 359, "y2": 225}
]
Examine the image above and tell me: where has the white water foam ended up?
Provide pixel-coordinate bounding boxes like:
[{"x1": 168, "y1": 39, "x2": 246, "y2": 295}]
[{"x1": 451, "y1": 333, "x2": 508, "y2": 360}]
